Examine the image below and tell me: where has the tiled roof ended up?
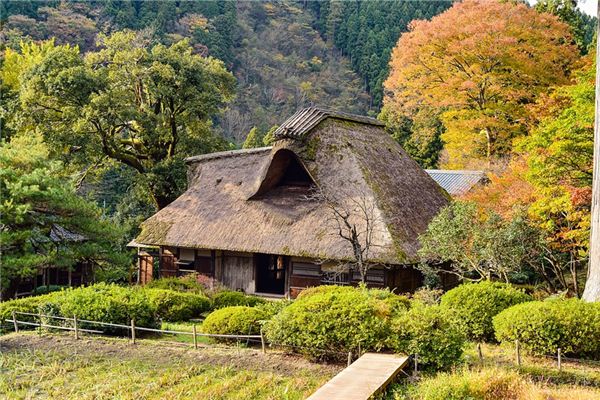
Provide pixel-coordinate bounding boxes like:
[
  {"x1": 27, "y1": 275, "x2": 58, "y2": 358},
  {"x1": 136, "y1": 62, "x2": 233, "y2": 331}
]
[
  {"x1": 425, "y1": 169, "x2": 486, "y2": 196},
  {"x1": 273, "y1": 107, "x2": 383, "y2": 140}
]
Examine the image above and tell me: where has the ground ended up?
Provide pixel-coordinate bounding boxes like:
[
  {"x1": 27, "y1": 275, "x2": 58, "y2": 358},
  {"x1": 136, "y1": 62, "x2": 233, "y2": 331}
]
[{"x1": 0, "y1": 332, "x2": 340, "y2": 400}]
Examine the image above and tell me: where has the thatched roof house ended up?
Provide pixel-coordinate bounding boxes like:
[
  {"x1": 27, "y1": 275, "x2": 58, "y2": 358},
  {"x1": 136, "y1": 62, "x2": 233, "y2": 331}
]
[{"x1": 134, "y1": 108, "x2": 451, "y2": 297}]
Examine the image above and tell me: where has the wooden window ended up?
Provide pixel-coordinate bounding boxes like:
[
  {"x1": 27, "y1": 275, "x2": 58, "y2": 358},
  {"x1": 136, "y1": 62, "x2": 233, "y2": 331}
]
[{"x1": 292, "y1": 262, "x2": 321, "y2": 277}]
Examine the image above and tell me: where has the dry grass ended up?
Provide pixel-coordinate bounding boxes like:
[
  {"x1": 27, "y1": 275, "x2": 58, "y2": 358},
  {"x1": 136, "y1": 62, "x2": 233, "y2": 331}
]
[{"x1": 0, "y1": 332, "x2": 339, "y2": 400}]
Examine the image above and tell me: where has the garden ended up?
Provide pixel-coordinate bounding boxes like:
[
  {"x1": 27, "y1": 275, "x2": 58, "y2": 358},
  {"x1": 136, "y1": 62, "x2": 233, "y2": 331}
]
[{"x1": 2, "y1": 276, "x2": 600, "y2": 399}]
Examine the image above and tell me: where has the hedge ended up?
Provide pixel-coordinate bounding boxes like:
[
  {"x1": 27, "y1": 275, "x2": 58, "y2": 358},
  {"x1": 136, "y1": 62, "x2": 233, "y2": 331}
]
[
  {"x1": 202, "y1": 306, "x2": 267, "y2": 338},
  {"x1": 144, "y1": 289, "x2": 211, "y2": 321},
  {"x1": 493, "y1": 299, "x2": 600, "y2": 358},
  {"x1": 440, "y1": 281, "x2": 532, "y2": 341},
  {"x1": 0, "y1": 295, "x2": 49, "y2": 327},
  {"x1": 389, "y1": 304, "x2": 465, "y2": 371},
  {"x1": 211, "y1": 291, "x2": 266, "y2": 309},
  {"x1": 263, "y1": 285, "x2": 406, "y2": 360}
]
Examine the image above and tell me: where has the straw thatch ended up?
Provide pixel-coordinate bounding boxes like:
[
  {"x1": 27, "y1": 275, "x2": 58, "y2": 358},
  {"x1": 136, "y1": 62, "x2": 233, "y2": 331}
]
[{"x1": 135, "y1": 108, "x2": 449, "y2": 265}]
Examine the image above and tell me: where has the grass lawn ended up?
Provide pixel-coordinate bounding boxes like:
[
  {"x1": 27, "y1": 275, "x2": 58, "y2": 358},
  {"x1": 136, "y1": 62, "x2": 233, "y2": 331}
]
[
  {"x1": 381, "y1": 342, "x2": 600, "y2": 399},
  {"x1": 0, "y1": 332, "x2": 339, "y2": 400}
]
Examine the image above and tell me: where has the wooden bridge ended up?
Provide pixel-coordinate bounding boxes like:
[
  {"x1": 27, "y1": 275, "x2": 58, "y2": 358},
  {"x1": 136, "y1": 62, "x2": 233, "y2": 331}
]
[{"x1": 306, "y1": 353, "x2": 409, "y2": 400}]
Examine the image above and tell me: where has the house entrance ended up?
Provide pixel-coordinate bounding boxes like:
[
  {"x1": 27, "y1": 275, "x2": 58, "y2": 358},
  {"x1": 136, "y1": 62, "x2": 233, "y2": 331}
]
[{"x1": 255, "y1": 253, "x2": 286, "y2": 295}]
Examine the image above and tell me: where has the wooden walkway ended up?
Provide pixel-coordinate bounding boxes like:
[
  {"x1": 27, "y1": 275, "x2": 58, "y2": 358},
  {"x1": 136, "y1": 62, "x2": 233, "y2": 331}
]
[{"x1": 306, "y1": 353, "x2": 409, "y2": 400}]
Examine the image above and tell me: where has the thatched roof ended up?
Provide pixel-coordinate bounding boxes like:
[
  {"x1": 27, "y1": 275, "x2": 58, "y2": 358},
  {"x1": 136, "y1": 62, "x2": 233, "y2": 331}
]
[
  {"x1": 135, "y1": 108, "x2": 449, "y2": 265},
  {"x1": 425, "y1": 169, "x2": 486, "y2": 196}
]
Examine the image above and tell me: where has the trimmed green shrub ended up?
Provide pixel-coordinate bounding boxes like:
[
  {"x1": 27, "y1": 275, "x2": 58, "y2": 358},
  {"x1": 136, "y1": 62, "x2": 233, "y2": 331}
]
[
  {"x1": 255, "y1": 299, "x2": 293, "y2": 319},
  {"x1": 389, "y1": 304, "x2": 465, "y2": 371},
  {"x1": 49, "y1": 283, "x2": 158, "y2": 330},
  {"x1": 32, "y1": 285, "x2": 66, "y2": 295},
  {"x1": 211, "y1": 291, "x2": 266, "y2": 309},
  {"x1": 440, "y1": 281, "x2": 532, "y2": 341},
  {"x1": 263, "y1": 286, "x2": 405, "y2": 360},
  {"x1": 405, "y1": 368, "x2": 526, "y2": 400},
  {"x1": 144, "y1": 288, "x2": 210, "y2": 321},
  {"x1": 202, "y1": 306, "x2": 267, "y2": 337},
  {"x1": 0, "y1": 295, "x2": 50, "y2": 328},
  {"x1": 493, "y1": 299, "x2": 600, "y2": 358},
  {"x1": 145, "y1": 275, "x2": 205, "y2": 294}
]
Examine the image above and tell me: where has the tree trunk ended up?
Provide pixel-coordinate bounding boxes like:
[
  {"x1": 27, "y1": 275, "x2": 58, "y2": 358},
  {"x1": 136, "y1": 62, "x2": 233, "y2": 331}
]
[{"x1": 583, "y1": 4, "x2": 600, "y2": 302}]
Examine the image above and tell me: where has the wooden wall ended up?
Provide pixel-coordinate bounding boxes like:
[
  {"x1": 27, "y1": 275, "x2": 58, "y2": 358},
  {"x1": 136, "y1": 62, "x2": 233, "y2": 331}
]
[{"x1": 215, "y1": 251, "x2": 255, "y2": 293}]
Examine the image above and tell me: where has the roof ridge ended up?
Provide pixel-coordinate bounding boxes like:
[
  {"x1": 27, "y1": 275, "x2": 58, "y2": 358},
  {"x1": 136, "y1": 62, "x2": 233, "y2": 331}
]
[
  {"x1": 274, "y1": 107, "x2": 384, "y2": 140},
  {"x1": 425, "y1": 169, "x2": 485, "y2": 175},
  {"x1": 185, "y1": 147, "x2": 272, "y2": 164}
]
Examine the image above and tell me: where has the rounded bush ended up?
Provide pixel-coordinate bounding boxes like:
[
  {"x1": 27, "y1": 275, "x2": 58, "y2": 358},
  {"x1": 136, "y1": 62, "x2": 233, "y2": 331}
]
[
  {"x1": 202, "y1": 306, "x2": 267, "y2": 337},
  {"x1": 263, "y1": 286, "x2": 405, "y2": 360},
  {"x1": 211, "y1": 291, "x2": 266, "y2": 309},
  {"x1": 255, "y1": 299, "x2": 293, "y2": 319},
  {"x1": 389, "y1": 304, "x2": 465, "y2": 371},
  {"x1": 144, "y1": 288, "x2": 210, "y2": 321},
  {"x1": 493, "y1": 299, "x2": 600, "y2": 358},
  {"x1": 50, "y1": 283, "x2": 158, "y2": 330},
  {"x1": 440, "y1": 281, "x2": 532, "y2": 341}
]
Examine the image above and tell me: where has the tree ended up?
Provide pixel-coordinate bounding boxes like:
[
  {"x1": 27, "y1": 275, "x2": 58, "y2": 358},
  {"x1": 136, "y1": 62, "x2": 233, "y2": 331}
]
[
  {"x1": 309, "y1": 185, "x2": 383, "y2": 284},
  {"x1": 583, "y1": 5, "x2": 600, "y2": 302},
  {"x1": 418, "y1": 202, "x2": 540, "y2": 282},
  {"x1": 0, "y1": 134, "x2": 128, "y2": 300},
  {"x1": 14, "y1": 31, "x2": 236, "y2": 209},
  {"x1": 383, "y1": 0, "x2": 579, "y2": 168},
  {"x1": 242, "y1": 127, "x2": 263, "y2": 149}
]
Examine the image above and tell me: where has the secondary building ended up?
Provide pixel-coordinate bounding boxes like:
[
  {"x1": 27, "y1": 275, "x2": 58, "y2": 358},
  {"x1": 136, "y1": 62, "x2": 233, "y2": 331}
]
[{"x1": 132, "y1": 108, "x2": 452, "y2": 297}]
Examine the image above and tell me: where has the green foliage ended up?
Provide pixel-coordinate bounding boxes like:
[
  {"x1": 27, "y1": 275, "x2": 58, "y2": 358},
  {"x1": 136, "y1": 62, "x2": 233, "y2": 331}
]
[
  {"x1": 11, "y1": 31, "x2": 235, "y2": 209},
  {"x1": 263, "y1": 286, "x2": 405, "y2": 360},
  {"x1": 389, "y1": 304, "x2": 465, "y2": 371},
  {"x1": 202, "y1": 306, "x2": 267, "y2": 337},
  {"x1": 308, "y1": 0, "x2": 451, "y2": 108},
  {"x1": 0, "y1": 295, "x2": 47, "y2": 326},
  {"x1": 145, "y1": 275, "x2": 206, "y2": 294},
  {"x1": 0, "y1": 133, "x2": 128, "y2": 298},
  {"x1": 418, "y1": 202, "x2": 543, "y2": 282},
  {"x1": 144, "y1": 289, "x2": 210, "y2": 322},
  {"x1": 211, "y1": 291, "x2": 266, "y2": 309},
  {"x1": 405, "y1": 368, "x2": 526, "y2": 400},
  {"x1": 440, "y1": 281, "x2": 532, "y2": 341},
  {"x1": 48, "y1": 284, "x2": 157, "y2": 330},
  {"x1": 493, "y1": 299, "x2": 600, "y2": 358},
  {"x1": 254, "y1": 299, "x2": 293, "y2": 319},
  {"x1": 242, "y1": 127, "x2": 263, "y2": 149}
]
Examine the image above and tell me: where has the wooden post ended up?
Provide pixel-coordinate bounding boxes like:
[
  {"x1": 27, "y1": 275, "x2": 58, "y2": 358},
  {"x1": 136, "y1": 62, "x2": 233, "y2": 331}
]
[
  {"x1": 260, "y1": 328, "x2": 266, "y2": 354},
  {"x1": 11, "y1": 311, "x2": 18, "y2": 333},
  {"x1": 347, "y1": 351, "x2": 352, "y2": 367},
  {"x1": 192, "y1": 324, "x2": 198, "y2": 350},
  {"x1": 477, "y1": 342, "x2": 483, "y2": 362},
  {"x1": 358, "y1": 342, "x2": 362, "y2": 357},
  {"x1": 515, "y1": 340, "x2": 521, "y2": 367},
  {"x1": 558, "y1": 348, "x2": 562, "y2": 371},
  {"x1": 74, "y1": 315, "x2": 79, "y2": 340},
  {"x1": 131, "y1": 319, "x2": 136, "y2": 344},
  {"x1": 414, "y1": 354, "x2": 418, "y2": 376}
]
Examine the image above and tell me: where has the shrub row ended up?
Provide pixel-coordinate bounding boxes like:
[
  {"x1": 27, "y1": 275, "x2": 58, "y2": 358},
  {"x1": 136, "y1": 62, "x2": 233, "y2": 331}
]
[
  {"x1": 202, "y1": 306, "x2": 267, "y2": 337},
  {"x1": 494, "y1": 298, "x2": 600, "y2": 358},
  {"x1": 0, "y1": 283, "x2": 212, "y2": 332}
]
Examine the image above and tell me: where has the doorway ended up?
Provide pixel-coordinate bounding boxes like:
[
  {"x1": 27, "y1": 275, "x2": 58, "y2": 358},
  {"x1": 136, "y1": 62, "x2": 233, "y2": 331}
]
[{"x1": 255, "y1": 253, "x2": 286, "y2": 295}]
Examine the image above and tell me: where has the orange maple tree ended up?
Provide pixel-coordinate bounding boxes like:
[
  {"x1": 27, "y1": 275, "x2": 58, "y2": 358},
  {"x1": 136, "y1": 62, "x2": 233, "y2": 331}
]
[{"x1": 382, "y1": 0, "x2": 579, "y2": 169}]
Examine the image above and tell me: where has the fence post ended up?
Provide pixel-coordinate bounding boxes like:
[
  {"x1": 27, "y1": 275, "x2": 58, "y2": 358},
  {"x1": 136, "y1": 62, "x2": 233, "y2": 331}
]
[
  {"x1": 260, "y1": 328, "x2": 266, "y2": 354},
  {"x1": 477, "y1": 342, "x2": 483, "y2": 363},
  {"x1": 515, "y1": 340, "x2": 521, "y2": 367},
  {"x1": 192, "y1": 324, "x2": 198, "y2": 350},
  {"x1": 413, "y1": 354, "x2": 418, "y2": 376},
  {"x1": 74, "y1": 315, "x2": 79, "y2": 340},
  {"x1": 557, "y1": 348, "x2": 562, "y2": 371},
  {"x1": 347, "y1": 351, "x2": 352, "y2": 367},
  {"x1": 11, "y1": 311, "x2": 18, "y2": 333},
  {"x1": 131, "y1": 319, "x2": 136, "y2": 344},
  {"x1": 358, "y1": 342, "x2": 362, "y2": 357}
]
